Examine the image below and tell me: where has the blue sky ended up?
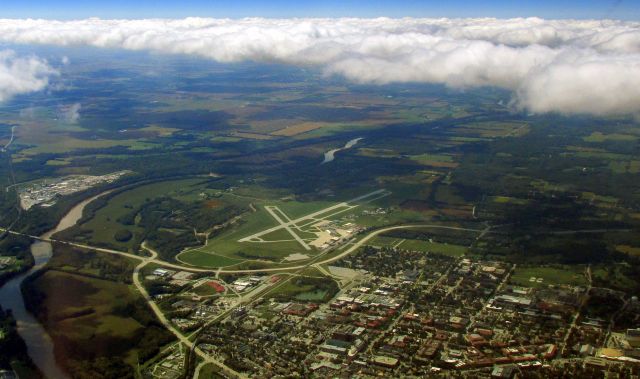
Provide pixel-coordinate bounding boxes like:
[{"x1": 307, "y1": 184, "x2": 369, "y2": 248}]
[{"x1": 2, "y1": 0, "x2": 639, "y2": 20}]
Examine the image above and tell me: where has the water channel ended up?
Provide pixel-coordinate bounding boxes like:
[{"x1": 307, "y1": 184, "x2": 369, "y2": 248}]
[
  {"x1": 321, "y1": 137, "x2": 363, "y2": 164},
  {"x1": 0, "y1": 191, "x2": 110, "y2": 379}
]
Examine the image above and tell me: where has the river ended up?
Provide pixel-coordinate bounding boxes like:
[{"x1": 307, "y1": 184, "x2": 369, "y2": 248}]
[
  {"x1": 0, "y1": 191, "x2": 111, "y2": 379},
  {"x1": 1, "y1": 125, "x2": 16, "y2": 152},
  {"x1": 321, "y1": 137, "x2": 363, "y2": 164}
]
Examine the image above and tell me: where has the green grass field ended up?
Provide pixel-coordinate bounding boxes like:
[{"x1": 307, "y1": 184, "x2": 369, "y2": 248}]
[
  {"x1": 371, "y1": 236, "x2": 405, "y2": 248},
  {"x1": 409, "y1": 153, "x2": 455, "y2": 164},
  {"x1": 490, "y1": 196, "x2": 529, "y2": 205},
  {"x1": 277, "y1": 199, "x2": 341, "y2": 219},
  {"x1": 177, "y1": 197, "x2": 344, "y2": 265},
  {"x1": 260, "y1": 228, "x2": 296, "y2": 241},
  {"x1": 192, "y1": 281, "x2": 224, "y2": 296},
  {"x1": 177, "y1": 187, "x2": 431, "y2": 267},
  {"x1": 583, "y1": 132, "x2": 638, "y2": 143},
  {"x1": 295, "y1": 289, "x2": 330, "y2": 301},
  {"x1": 399, "y1": 239, "x2": 468, "y2": 257},
  {"x1": 178, "y1": 236, "x2": 310, "y2": 267},
  {"x1": 267, "y1": 276, "x2": 338, "y2": 302},
  {"x1": 177, "y1": 249, "x2": 244, "y2": 267},
  {"x1": 30, "y1": 270, "x2": 146, "y2": 361},
  {"x1": 510, "y1": 265, "x2": 588, "y2": 288}
]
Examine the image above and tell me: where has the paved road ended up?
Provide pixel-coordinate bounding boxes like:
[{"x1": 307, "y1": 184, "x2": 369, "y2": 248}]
[
  {"x1": 238, "y1": 189, "x2": 387, "y2": 242},
  {"x1": 1, "y1": 224, "x2": 489, "y2": 276},
  {"x1": 8, "y1": 222, "x2": 630, "y2": 279},
  {"x1": 192, "y1": 360, "x2": 208, "y2": 379},
  {"x1": 4, "y1": 186, "x2": 632, "y2": 378},
  {"x1": 135, "y1": 243, "x2": 245, "y2": 379},
  {"x1": 315, "y1": 224, "x2": 487, "y2": 267},
  {"x1": 561, "y1": 265, "x2": 592, "y2": 355},
  {"x1": 264, "y1": 205, "x2": 311, "y2": 250}
]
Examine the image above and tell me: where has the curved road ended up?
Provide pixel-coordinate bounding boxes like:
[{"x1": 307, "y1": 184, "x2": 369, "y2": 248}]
[
  {"x1": 1, "y1": 224, "x2": 488, "y2": 275},
  {"x1": 3, "y1": 223, "x2": 634, "y2": 277},
  {"x1": 1, "y1": 220, "x2": 489, "y2": 379},
  {"x1": 0, "y1": 189, "x2": 117, "y2": 379},
  {"x1": 134, "y1": 243, "x2": 244, "y2": 378},
  {"x1": 2, "y1": 188, "x2": 634, "y2": 378}
]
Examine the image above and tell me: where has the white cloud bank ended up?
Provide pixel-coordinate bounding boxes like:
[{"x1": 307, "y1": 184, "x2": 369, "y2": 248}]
[
  {"x1": 1, "y1": 17, "x2": 640, "y2": 115},
  {"x1": 0, "y1": 50, "x2": 57, "y2": 102}
]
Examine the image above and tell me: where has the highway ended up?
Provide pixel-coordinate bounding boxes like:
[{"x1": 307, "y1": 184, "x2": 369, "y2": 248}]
[
  {"x1": 2, "y1": 224, "x2": 488, "y2": 275},
  {"x1": 135, "y1": 243, "x2": 245, "y2": 378},
  {"x1": 3, "y1": 187, "x2": 634, "y2": 378},
  {"x1": 5, "y1": 222, "x2": 632, "y2": 278},
  {"x1": 310, "y1": 224, "x2": 487, "y2": 267}
]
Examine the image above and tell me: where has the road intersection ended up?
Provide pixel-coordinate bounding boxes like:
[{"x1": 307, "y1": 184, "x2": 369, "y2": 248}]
[
  {"x1": 238, "y1": 188, "x2": 388, "y2": 244},
  {"x1": 2, "y1": 188, "x2": 632, "y2": 378}
]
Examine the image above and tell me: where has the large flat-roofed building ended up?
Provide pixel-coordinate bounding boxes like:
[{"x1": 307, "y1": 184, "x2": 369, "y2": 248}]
[
  {"x1": 320, "y1": 343, "x2": 347, "y2": 356},
  {"x1": 492, "y1": 295, "x2": 532, "y2": 307},
  {"x1": 584, "y1": 357, "x2": 607, "y2": 368},
  {"x1": 373, "y1": 355, "x2": 399, "y2": 368},
  {"x1": 491, "y1": 365, "x2": 515, "y2": 378}
]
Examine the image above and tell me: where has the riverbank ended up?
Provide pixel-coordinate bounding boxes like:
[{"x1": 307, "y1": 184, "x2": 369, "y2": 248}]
[
  {"x1": 321, "y1": 137, "x2": 363, "y2": 164},
  {"x1": 0, "y1": 189, "x2": 115, "y2": 379}
]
